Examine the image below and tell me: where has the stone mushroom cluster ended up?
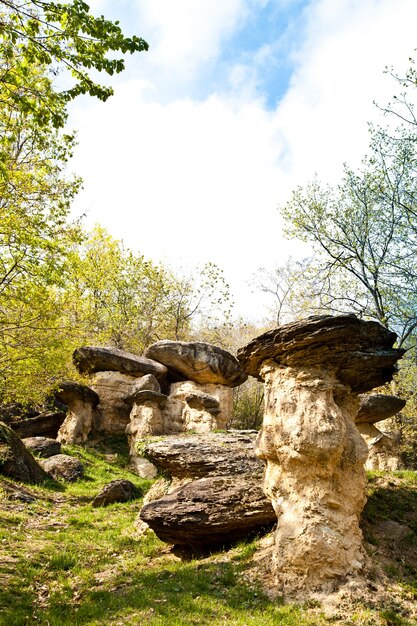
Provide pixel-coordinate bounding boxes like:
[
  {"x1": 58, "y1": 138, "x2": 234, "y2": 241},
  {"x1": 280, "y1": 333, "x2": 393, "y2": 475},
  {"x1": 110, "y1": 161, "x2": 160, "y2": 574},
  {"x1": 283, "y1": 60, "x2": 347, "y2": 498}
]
[
  {"x1": 55, "y1": 341, "x2": 247, "y2": 474},
  {"x1": 237, "y1": 313, "x2": 405, "y2": 595}
]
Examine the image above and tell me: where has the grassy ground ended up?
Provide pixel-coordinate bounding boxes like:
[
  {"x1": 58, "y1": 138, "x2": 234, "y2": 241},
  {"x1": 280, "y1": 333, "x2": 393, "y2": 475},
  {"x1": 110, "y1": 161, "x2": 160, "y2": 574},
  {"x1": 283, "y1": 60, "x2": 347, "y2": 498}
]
[{"x1": 0, "y1": 439, "x2": 416, "y2": 625}]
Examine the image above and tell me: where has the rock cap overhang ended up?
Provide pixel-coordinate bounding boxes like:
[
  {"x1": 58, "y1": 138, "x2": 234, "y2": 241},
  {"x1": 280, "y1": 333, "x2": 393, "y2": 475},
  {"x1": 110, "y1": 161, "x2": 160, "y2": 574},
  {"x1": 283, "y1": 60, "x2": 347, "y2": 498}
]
[
  {"x1": 73, "y1": 346, "x2": 168, "y2": 380},
  {"x1": 237, "y1": 314, "x2": 405, "y2": 393}
]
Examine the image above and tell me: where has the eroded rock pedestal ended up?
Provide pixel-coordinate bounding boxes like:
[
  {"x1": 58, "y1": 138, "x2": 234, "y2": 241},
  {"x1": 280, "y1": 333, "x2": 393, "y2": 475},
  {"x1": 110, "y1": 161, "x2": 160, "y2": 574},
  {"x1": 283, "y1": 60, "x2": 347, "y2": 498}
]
[{"x1": 237, "y1": 314, "x2": 404, "y2": 595}]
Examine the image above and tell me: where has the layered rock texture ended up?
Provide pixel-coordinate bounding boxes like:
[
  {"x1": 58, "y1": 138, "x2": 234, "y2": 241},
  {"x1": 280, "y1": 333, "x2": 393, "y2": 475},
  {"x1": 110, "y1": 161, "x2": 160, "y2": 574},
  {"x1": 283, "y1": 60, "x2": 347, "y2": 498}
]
[
  {"x1": 139, "y1": 431, "x2": 276, "y2": 549},
  {"x1": 355, "y1": 394, "x2": 406, "y2": 471},
  {"x1": 237, "y1": 314, "x2": 405, "y2": 595}
]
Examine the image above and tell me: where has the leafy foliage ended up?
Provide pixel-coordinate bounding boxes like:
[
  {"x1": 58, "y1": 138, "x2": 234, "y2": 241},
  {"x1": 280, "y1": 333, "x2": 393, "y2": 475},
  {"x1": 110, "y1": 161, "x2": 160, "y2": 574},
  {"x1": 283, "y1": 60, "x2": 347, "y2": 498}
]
[{"x1": 0, "y1": 0, "x2": 148, "y2": 127}]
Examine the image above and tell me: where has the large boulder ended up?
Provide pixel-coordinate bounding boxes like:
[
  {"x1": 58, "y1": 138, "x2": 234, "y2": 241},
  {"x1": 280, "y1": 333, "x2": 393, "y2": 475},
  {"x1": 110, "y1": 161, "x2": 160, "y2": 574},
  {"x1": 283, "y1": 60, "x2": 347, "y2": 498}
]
[
  {"x1": 73, "y1": 346, "x2": 167, "y2": 380},
  {"x1": 142, "y1": 431, "x2": 264, "y2": 479},
  {"x1": 140, "y1": 476, "x2": 276, "y2": 548},
  {"x1": 237, "y1": 314, "x2": 405, "y2": 393},
  {"x1": 0, "y1": 422, "x2": 49, "y2": 484},
  {"x1": 91, "y1": 371, "x2": 137, "y2": 434},
  {"x1": 237, "y1": 314, "x2": 404, "y2": 596},
  {"x1": 22, "y1": 437, "x2": 61, "y2": 458},
  {"x1": 138, "y1": 431, "x2": 275, "y2": 548},
  {"x1": 144, "y1": 340, "x2": 247, "y2": 387}
]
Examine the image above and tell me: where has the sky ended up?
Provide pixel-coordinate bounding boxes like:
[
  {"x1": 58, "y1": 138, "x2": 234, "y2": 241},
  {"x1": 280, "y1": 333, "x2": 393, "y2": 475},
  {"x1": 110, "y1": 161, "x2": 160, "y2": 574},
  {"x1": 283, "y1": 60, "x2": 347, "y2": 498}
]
[{"x1": 68, "y1": 0, "x2": 417, "y2": 322}]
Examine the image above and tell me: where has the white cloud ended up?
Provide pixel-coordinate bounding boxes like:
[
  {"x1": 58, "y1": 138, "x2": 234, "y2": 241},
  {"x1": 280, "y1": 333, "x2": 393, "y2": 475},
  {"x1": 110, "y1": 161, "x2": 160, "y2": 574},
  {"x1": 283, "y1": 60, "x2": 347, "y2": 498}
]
[
  {"x1": 133, "y1": 0, "x2": 248, "y2": 79},
  {"x1": 69, "y1": 0, "x2": 417, "y2": 321}
]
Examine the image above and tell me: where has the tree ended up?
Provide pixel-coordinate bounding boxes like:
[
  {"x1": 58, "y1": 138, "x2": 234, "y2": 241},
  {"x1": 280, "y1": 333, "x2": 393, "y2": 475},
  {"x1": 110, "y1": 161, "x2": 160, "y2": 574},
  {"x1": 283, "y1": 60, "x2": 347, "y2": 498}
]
[
  {"x1": 0, "y1": 54, "x2": 83, "y2": 404},
  {"x1": 281, "y1": 131, "x2": 417, "y2": 347},
  {"x1": 0, "y1": 0, "x2": 148, "y2": 127}
]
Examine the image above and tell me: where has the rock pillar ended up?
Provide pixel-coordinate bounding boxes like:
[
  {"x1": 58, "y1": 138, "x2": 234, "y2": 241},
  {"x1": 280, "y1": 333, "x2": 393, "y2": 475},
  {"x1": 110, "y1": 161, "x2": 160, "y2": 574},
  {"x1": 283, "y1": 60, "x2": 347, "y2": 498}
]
[
  {"x1": 257, "y1": 362, "x2": 368, "y2": 593},
  {"x1": 237, "y1": 314, "x2": 405, "y2": 596}
]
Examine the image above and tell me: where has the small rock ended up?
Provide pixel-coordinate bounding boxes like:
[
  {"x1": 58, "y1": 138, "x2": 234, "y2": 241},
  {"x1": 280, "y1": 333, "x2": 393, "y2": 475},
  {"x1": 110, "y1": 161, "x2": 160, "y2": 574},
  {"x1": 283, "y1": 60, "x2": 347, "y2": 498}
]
[
  {"x1": 22, "y1": 437, "x2": 61, "y2": 458},
  {"x1": 375, "y1": 520, "x2": 413, "y2": 542},
  {"x1": 92, "y1": 479, "x2": 138, "y2": 507},
  {"x1": 42, "y1": 454, "x2": 84, "y2": 482}
]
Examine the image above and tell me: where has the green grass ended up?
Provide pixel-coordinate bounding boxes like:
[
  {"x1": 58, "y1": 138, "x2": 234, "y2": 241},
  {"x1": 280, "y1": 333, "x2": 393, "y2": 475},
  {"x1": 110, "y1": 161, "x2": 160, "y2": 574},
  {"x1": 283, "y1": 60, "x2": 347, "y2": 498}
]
[{"x1": 0, "y1": 448, "x2": 416, "y2": 625}]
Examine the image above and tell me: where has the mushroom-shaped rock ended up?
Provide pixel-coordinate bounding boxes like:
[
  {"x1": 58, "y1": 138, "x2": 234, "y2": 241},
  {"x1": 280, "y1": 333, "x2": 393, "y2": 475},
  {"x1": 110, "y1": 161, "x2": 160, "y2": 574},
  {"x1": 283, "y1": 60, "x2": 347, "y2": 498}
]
[
  {"x1": 237, "y1": 314, "x2": 405, "y2": 393},
  {"x1": 125, "y1": 390, "x2": 167, "y2": 475},
  {"x1": 355, "y1": 394, "x2": 406, "y2": 424},
  {"x1": 22, "y1": 436, "x2": 61, "y2": 458},
  {"x1": 0, "y1": 421, "x2": 49, "y2": 484},
  {"x1": 139, "y1": 475, "x2": 276, "y2": 549},
  {"x1": 42, "y1": 454, "x2": 84, "y2": 482},
  {"x1": 357, "y1": 423, "x2": 403, "y2": 471},
  {"x1": 55, "y1": 381, "x2": 99, "y2": 444},
  {"x1": 73, "y1": 346, "x2": 167, "y2": 380},
  {"x1": 92, "y1": 479, "x2": 138, "y2": 507},
  {"x1": 144, "y1": 340, "x2": 247, "y2": 387},
  {"x1": 237, "y1": 314, "x2": 404, "y2": 596}
]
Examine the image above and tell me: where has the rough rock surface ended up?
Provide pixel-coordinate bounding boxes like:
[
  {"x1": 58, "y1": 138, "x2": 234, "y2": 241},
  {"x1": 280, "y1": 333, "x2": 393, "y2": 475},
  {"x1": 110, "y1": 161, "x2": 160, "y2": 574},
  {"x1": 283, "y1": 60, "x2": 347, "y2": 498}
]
[
  {"x1": 91, "y1": 371, "x2": 137, "y2": 434},
  {"x1": 163, "y1": 381, "x2": 232, "y2": 433},
  {"x1": 9, "y1": 411, "x2": 66, "y2": 439},
  {"x1": 42, "y1": 454, "x2": 84, "y2": 482},
  {"x1": 73, "y1": 346, "x2": 167, "y2": 380},
  {"x1": 144, "y1": 340, "x2": 247, "y2": 387},
  {"x1": 142, "y1": 431, "x2": 263, "y2": 479},
  {"x1": 92, "y1": 479, "x2": 138, "y2": 507},
  {"x1": 237, "y1": 314, "x2": 405, "y2": 393},
  {"x1": 138, "y1": 431, "x2": 276, "y2": 548},
  {"x1": 22, "y1": 437, "x2": 61, "y2": 458},
  {"x1": 55, "y1": 381, "x2": 99, "y2": 444},
  {"x1": 357, "y1": 423, "x2": 403, "y2": 471},
  {"x1": 0, "y1": 421, "x2": 49, "y2": 484},
  {"x1": 238, "y1": 315, "x2": 404, "y2": 596},
  {"x1": 355, "y1": 394, "x2": 406, "y2": 424},
  {"x1": 140, "y1": 476, "x2": 276, "y2": 548},
  {"x1": 124, "y1": 374, "x2": 161, "y2": 401}
]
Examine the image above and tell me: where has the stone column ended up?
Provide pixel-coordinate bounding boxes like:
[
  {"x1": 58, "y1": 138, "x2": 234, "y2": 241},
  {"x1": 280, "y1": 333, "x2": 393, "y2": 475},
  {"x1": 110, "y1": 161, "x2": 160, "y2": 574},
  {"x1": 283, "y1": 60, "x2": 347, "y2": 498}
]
[{"x1": 257, "y1": 362, "x2": 368, "y2": 593}]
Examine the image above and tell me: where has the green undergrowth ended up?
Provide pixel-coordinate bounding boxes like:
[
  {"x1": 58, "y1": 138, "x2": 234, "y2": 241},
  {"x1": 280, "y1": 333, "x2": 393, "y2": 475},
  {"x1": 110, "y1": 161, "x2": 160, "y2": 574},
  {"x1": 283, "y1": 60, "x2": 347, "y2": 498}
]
[{"x1": 0, "y1": 445, "x2": 416, "y2": 625}]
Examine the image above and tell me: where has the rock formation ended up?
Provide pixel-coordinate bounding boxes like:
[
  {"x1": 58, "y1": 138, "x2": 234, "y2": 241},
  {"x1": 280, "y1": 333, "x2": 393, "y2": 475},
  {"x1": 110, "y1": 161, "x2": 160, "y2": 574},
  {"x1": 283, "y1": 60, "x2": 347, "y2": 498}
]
[
  {"x1": 55, "y1": 381, "x2": 99, "y2": 444},
  {"x1": 0, "y1": 421, "x2": 49, "y2": 484},
  {"x1": 355, "y1": 394, "x2": 406, "y2": 471},
  {"x1": 237, "y1": 314, "x2": 404, "y2": 595},
  {"x1": 144, "y1": 340, "x2": 247, "y2": 387},
  {"x1": 139, "y1": 431, "x2": 276, "y2": 549},
  {"x1": 73, "y1": 346, "x2": 168, "y2": 380}
]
